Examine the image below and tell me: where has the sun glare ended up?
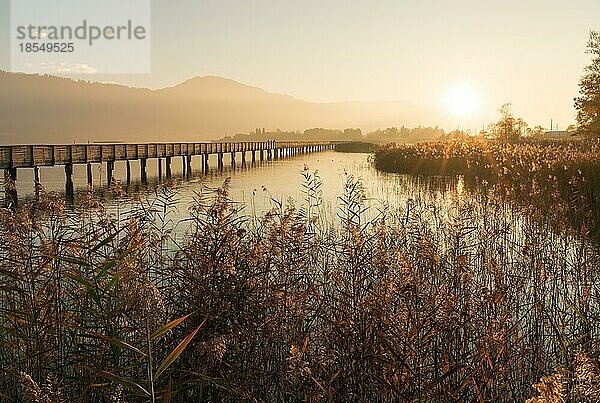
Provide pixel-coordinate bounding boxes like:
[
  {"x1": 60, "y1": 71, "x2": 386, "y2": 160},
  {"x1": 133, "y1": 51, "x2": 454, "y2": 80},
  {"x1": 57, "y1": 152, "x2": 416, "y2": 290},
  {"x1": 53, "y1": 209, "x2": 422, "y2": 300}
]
[{"x1": 445, "y1": 85, "x2": 480, "y2": 118}]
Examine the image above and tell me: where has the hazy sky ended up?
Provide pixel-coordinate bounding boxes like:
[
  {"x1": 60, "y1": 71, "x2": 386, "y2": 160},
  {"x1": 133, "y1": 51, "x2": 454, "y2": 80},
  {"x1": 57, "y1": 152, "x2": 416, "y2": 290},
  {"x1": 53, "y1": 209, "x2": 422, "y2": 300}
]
[{"x1": 1, "y1": 0, "x2": 598, "y2": 131}]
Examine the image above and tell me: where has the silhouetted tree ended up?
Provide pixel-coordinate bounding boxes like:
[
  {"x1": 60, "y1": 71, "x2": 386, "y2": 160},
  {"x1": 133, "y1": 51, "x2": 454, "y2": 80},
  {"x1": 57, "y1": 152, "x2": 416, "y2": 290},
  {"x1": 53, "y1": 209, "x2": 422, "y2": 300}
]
[
  {"x1": 343, "y1": 128, "x2": 363, "y2": 139},
  {"x1": 527, "y1": 125, "x2": 546, "y2": 138},
  {"x1": 365, "y1": 126, "x2": 443, "y2": 142},
  {"x1": 491, "y1": 103, "x2": 527, "y2": 142},
  {"x1": 575, "y1": 31, "x2": 600, "y2": 136}
]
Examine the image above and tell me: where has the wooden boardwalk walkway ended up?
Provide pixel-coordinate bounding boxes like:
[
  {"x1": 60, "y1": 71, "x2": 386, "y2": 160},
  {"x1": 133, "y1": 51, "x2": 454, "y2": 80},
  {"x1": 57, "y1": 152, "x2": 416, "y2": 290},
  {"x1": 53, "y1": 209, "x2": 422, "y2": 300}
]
[{"x1": 1, "y1": 140, "x2": 339, "y2": 206}]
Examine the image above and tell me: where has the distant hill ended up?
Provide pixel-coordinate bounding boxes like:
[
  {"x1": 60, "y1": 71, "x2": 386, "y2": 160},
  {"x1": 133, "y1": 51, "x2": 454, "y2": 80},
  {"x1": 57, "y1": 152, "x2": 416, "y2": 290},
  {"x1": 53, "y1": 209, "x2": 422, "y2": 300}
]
[{"x1": 0, "y1": 72, "x2": 438, "y2": 144}]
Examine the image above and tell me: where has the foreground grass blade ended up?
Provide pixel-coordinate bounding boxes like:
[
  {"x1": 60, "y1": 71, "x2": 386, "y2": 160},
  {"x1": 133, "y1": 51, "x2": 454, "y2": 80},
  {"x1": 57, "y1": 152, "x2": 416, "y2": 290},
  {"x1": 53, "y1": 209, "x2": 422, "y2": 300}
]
[
  {"x1": 154, "y1": 319, "x2": 206, "y2": 380},
  {"x1": 151, "y1": 313, "x2": 192, "y2": 341},
  {"x1": 87, "y1": 333, "x2": 147, "y2": 357},
  {"x1": 83, "y1": 366, "x2": 151, "y2": 397}
]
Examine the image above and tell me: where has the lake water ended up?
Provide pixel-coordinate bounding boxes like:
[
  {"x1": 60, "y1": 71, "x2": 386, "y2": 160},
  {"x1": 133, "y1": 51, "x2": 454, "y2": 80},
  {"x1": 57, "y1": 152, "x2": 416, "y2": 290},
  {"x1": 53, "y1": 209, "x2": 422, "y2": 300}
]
[{"x1": 10, "y1": 150, "x2": 465, "y2": 225}]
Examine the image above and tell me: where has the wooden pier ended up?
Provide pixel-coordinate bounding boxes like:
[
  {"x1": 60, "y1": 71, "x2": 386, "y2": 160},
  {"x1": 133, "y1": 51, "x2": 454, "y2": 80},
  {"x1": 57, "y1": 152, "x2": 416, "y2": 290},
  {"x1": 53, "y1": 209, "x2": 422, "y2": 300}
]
[{"x1": 1, "y1": 140, "x2": 338, "y2": 207}]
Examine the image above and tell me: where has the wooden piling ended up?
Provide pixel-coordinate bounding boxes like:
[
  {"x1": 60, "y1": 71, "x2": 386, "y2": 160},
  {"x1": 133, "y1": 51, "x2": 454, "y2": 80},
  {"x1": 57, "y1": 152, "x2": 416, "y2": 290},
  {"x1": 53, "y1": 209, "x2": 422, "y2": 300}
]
[
  {"x1": 87, "y1": 163, "x2": 93, "y2": 186},
  {"x1": 106, "y1": 161, "x2": 114, "y2": 185},
  {"x1": 126, "y1": 160, "x2": 131, "y2": 184},
  {"x1": 33, "y1": 167, "x2": 40, "y2": 198},
  {"x1": 140, "y1": 159, "x2": 148, "y2": 183},
  {"x1": 65, "y1": 164, "x2": 74, "y2": 197},
  {"x1": 166, "y1": 156, "x2": 172, "y2": 179},
  {"x1": 4, "y1": 168, "x2": 17, "y2": 208}
]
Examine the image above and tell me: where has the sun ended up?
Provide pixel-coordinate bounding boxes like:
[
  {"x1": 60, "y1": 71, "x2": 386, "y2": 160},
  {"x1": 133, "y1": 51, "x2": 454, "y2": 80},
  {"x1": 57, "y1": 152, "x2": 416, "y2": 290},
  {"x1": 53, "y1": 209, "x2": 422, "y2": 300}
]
[{"x1": 445, "y1": 84, "x2": 480, "y2": 118}]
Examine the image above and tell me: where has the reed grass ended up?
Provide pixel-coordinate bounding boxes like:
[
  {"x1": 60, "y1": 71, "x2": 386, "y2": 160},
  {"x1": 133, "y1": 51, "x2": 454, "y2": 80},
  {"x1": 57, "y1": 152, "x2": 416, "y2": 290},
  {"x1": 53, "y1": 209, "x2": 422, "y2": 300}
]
[
  {"x1": 0, "y1": 167, "x2": 598, "y2": 401},
  {"x1": 374, "y1": 138, "x2": 600, "y2": 241}
]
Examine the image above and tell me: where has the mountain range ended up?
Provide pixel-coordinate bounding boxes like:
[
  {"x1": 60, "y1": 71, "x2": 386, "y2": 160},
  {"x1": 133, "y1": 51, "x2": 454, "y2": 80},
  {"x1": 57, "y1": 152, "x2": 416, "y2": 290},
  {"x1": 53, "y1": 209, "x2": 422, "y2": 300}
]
[{"x1": 0, "y1": 71, "x2": 441, "y2": 144}]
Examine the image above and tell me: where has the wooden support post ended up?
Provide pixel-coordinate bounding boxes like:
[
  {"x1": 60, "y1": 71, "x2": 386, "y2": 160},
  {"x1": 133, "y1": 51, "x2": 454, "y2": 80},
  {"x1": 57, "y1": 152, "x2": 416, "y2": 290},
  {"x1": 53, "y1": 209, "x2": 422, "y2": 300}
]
[
  {"x1": 241, "y1": 152, "x2": 246, "y2": 167},
  {"x1": 218, "y1": 153, "x2": 224, "y2": 170},
  {"x1": 87, "y1": 163, "x2": 93, "y2": 186},
  {"x1": 34, "y1": 167, "x2": 41, "y2": 199},
  {"x1": 231, "y1": 152, "x2": 236, "y2": 167},
  {"x1": 126, "y1": 160, "x2": 131, "y2": 184},
  {"x1": 182, "y1": 156, "x2": 187, "y2": 176},
  {"x1": 4, "y1": 168, "x2": 17, "y2": 209},
  {"x1": 187, "y1": 155, "x2": 192, "y2": 176},
  {"x1": 260, "y1": 149, "x2": 264, "y2": 161},
  {"x1": 252, "y1": 151, "x2": 256, "y2": 163},
  {"x1": 166, "y1": 156, "x2": 172, "y2": 179},
  {"x1": 65, "y1": 164, "x2": 74, "y2": 197},
  {"x1": 158, "y1": 158, "x2": 162, "y2": 179},
  {"x1": 106, "y1": 161, "x2": 114, "y2": 185},
  {"x1": 204, "y1": 154, "x2": 209, "y2": 172},
  {"x1": 140, "y1": 159, "x2": 148, "y2": 183}
]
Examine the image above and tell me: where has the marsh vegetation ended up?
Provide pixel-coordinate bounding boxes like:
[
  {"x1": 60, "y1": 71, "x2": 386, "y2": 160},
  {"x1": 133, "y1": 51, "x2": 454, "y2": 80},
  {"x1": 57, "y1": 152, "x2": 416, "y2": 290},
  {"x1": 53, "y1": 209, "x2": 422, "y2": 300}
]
[{"x1": 1, "y1": 158, "x2": 599, "y2": 401}]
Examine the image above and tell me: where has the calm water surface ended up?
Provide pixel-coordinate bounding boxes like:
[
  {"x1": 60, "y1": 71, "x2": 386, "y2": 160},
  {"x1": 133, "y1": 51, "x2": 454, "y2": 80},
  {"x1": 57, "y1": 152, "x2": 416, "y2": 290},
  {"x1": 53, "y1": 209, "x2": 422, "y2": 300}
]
[{"x1": 12, "y1": 151, "x2": 463, "y2": 223}]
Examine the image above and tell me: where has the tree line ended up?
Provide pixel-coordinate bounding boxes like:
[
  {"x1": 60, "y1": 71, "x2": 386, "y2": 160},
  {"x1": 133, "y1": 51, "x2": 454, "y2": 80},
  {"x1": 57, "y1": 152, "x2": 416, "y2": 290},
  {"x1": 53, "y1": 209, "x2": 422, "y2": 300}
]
[{"x1": 223, "y1": 126, "x2": 446, "y2": 143}]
